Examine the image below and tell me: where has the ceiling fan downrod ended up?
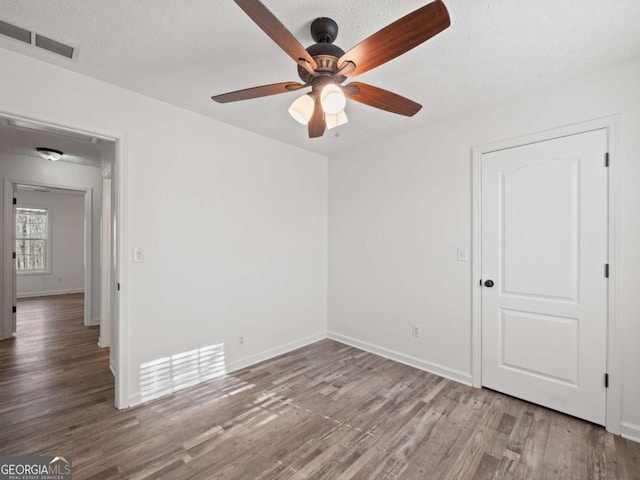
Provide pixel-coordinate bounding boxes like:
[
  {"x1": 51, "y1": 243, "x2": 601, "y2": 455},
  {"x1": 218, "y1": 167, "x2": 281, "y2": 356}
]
[{"x1": 310, "y1": 17, "x2": 339, "y2": 44}]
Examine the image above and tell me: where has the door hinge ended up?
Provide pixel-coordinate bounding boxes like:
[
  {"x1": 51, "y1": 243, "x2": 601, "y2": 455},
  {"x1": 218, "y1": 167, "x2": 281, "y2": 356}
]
[
  {"x1": 13, "y1": 197, "x2": 16, "y2": 205},
  {"x1": 605, "y1": 264, "x2": 609, "y2": 278},
  {"x1": 117, "y1": 282, "x2": 120, "y2": 291},
  {"x1": 12, "y1": 252, "x2": 16, "y2": 259},
  {"x1": 12, "y1": 306, "x2": 16, "y2": 314},
  {"x1": 605, "y1": 152, "x2": 609, "y2": 167},
  {"x1": 605, "y1": 373, "x2": 609, "y2": 388}
]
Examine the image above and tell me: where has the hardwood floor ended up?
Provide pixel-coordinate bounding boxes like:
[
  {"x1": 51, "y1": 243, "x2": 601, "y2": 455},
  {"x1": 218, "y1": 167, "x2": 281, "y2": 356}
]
[{"x1": 1, "y1": 294, "x2": 639, "y2": 479}]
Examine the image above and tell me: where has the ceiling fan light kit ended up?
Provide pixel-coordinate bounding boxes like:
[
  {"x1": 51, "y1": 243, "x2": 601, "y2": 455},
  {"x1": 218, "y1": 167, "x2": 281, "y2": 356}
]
[
  {"x1": 325, "y1": 110, "x2": 348, "y2": 130},
  {"x1": 212, "y1": 0, "x2": 451, "y2": 139},
  {"x1": 319, "y1": 84, "x2": 346, "y2": 115},
  {"x1": 288, "y1": 93, "x2": 315, "y2": 125}
]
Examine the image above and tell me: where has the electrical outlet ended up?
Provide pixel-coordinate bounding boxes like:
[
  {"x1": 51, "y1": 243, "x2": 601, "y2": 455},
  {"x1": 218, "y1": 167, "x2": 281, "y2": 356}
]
[
  {"x1": 412, "y1": 324, "x2": 420, "y2": 338},
  {"x1": 238, "y1": 335, "x2": 245, "y2": 346}
]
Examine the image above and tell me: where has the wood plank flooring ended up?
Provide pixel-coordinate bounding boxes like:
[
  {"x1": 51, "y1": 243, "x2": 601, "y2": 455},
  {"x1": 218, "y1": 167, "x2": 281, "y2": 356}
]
[{"x1": 1, "y1": 293, "x2": 639, "y2": 479}]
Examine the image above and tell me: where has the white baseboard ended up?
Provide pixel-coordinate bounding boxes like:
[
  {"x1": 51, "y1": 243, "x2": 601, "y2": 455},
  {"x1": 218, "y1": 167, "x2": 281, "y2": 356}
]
[
  {"x1": 91, "y1": 317, "x2": 101, "y2": 326},
  {"x1": 328, "y1": 331, "x2": 472, "y2": 386},
  {"x1": 621, "y1": 422, "x2": 640, "y2": 444},
  {"x1": 17, "y1": 288, "x2": 84, "y2": 299},
  {"x1": 225, "y1": 332, "x2": 327, "y2": 374},
  {"x1": 128, "y1": 332, "x2": 327, "y2": 407},
  {"x1": 109, "y1": 359, "x2": 116, "y2": 377}
]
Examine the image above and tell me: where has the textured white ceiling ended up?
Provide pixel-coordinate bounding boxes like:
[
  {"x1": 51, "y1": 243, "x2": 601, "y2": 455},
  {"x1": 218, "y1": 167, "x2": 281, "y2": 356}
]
[{"x1": 1, "y1": 0, "x2": 639, "y2": 155}]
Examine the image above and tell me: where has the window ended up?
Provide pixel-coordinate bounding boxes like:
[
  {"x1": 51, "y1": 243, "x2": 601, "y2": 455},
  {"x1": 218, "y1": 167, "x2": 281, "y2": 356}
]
[{"x1": 16, "y1": 207, "x2": 49, "y2": 274}]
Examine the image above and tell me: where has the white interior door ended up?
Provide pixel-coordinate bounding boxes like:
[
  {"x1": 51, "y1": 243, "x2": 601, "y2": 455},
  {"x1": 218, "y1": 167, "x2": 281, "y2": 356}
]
[{"x1": 481, "y1": 129, "x2": 608, "y2": 425}]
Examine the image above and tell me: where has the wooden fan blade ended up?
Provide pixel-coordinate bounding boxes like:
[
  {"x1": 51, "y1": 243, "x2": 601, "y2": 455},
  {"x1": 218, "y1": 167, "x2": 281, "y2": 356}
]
[
  {"x1": 308, "y1": 94, "x2": 325, "y2": 138},
  {"x1": 343, "y1": 82, "x2": 422, "y2": 116},
  {"x1": 234, "y1": 0, "x2": 318, "y2": 69},
  {"x1": 338, "y1": 0, "x2": 450, "y2": 77},
  {"x1": 212, "y1": 82, "x2": 303, "y2": 103}
]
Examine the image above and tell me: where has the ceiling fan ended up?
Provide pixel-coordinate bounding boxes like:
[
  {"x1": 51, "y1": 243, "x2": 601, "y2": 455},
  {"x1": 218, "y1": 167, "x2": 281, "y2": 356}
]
[{"x1": 212, "y1": 0, "x2": 450, "y2": 139}]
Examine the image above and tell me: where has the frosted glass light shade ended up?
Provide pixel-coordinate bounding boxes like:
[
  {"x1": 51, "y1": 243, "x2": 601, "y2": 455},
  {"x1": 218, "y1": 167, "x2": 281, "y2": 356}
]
[
  {"x1": 36, "y1": 148, "x2": 63, "y2": 161},
  {"x1": 288, "y1": 94, "x2": 315, "y2": 125},
  {"x1": 326, "y1": 110, "x2": 348, "y2": 129},
  {"x1": 320, "y1": 84, "x2": 346, "y2": 115}
]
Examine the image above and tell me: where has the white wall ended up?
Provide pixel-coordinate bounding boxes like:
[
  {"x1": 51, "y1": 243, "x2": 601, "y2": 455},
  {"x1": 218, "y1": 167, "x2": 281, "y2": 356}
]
[
  {"x1": 0, "y1": 48, "x2": 328, "y2": 406},
  {"x1": 0, "y1": 153, "x2": 103, "y2": 321},
  {"x1": 328, "y1": 58, "x2": 640, "y2": 437},
  {"x1": 16, "y1": 190, "x2": 85, "y2": 297}
]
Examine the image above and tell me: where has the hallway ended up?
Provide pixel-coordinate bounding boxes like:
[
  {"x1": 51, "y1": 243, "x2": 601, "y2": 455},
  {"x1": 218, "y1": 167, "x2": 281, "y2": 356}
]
[{"x1": 0, "y1": 294, "x2": 113, "y2": 455}]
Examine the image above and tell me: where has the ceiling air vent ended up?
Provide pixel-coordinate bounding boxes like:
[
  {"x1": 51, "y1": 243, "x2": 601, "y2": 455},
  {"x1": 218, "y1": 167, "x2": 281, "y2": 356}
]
[
  {"x1": 0, "y1": 19, "x2": 31, "y2": 44},
  {"x1": 0, "y1": 19, "x2": 75, "y2": 60},
  {"x1": 35, "y1": 34, "x2": 74, "y2": 59}
]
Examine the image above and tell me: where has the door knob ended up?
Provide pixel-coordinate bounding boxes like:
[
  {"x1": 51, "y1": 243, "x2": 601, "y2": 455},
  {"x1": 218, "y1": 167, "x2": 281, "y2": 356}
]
[{"x1": 484, "y1": 279, "x2": 494, "y2": 288}]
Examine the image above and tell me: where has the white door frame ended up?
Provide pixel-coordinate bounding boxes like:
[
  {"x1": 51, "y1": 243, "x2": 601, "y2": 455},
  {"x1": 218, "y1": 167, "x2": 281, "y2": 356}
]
[
  {"x1": 471, "y1": 116, "x2": 621, "y2": 434},
  {"x1": 2, "y1": 179, "x2": 16, "y2": 336},
  {"x1": 8, "y1": 182, "x2": 93, "y2": 326},
  {"x1": 99, "y1": 165, "x2": 111, "y2": 349},
  {"x1": 0, "y1": 109, "x2": 129, "y2": 410}
]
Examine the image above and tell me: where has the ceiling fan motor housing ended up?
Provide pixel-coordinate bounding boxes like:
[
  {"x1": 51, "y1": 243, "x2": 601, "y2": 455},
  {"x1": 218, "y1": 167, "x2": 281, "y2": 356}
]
[{"x1": 298, "y1": 18, "x2": 346, "y2": 84}]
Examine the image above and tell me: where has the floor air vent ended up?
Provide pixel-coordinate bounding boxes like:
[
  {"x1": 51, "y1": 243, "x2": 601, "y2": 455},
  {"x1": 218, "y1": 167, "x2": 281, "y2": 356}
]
[
  {"x1": 0, "y1": 19, "x2": 75, "y2": 59},
  {"x1": 0, "y1": 19, "x2": 31, "y2": 44},
  {"x1": 35, "y1": 34, "x2": 74, "y2": 59}
]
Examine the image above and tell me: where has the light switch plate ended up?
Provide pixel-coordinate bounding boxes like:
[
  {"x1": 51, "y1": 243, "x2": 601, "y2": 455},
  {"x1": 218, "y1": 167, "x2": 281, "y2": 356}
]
[{"x1": 133, "y1": 247, "x2": 144, "y2": 263}]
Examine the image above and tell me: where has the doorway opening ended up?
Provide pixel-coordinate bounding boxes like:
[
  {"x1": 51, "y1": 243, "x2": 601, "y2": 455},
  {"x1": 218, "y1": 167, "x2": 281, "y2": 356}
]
[
  {"x1": 12, "y1": 183, "x2": 94, "y2": 325},
  {"x1": 0, "y1": 113, "x2": 125, "y2": 408}
]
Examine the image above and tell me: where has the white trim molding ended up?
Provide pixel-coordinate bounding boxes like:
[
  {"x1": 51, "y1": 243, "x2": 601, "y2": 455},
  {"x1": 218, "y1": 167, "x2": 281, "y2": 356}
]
[
  {"x1": 620, "y1": 422, "x2": 640, "y2": 444},
  {"x1": 328, "y1": 332, "x2": 472, "y2": 386},
  {"x1": 99, "y1": 172, "x2": 111, "y2": 349},
  {"x1": 101, "y1": 163, "x2": 112, "y2": 179},
  {"x1": 114, "y1": 134, "x2": 129, "y2": 409},
  {"x1": 83, "y1": 189, "x2": 93, "y2": 328},
  {"x1": 225, "y1": 332, "x2": 327, "y2": 374},
  {"x1": 17, "y1": 288, "x2": 84, "y2": 298},
  {"x1": 1, "y1": 179, "x2": 15, "y2": 340},
  {"x1": 471, "y1": 115, "x2": 622, "y2": 435}
]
